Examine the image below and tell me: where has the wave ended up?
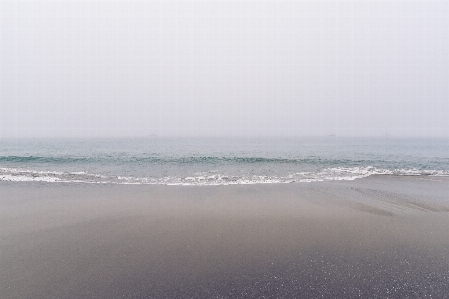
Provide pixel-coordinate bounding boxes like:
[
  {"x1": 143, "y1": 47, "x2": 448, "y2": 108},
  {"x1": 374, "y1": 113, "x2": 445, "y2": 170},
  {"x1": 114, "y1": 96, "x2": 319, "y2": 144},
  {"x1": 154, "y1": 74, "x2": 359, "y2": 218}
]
[
  {"x1": 0, "y1": 168, "x2": 107, "y2": 183},
  {"x1": 0, "y1": 155, "x2": 374, "y2": 165},
  {"x1": 1, "y1": 167, "x2": 448, "y2": 185},
  {"x1": 0, "y1": 156, "x2": 90, "y2": 163}
]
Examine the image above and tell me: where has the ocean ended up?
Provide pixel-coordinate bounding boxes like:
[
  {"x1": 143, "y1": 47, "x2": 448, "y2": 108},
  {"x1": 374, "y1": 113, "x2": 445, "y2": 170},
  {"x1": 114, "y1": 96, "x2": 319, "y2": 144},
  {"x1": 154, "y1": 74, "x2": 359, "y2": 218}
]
[{"x1": 1, "y1": 137, "x2": 448, "y2": 185}]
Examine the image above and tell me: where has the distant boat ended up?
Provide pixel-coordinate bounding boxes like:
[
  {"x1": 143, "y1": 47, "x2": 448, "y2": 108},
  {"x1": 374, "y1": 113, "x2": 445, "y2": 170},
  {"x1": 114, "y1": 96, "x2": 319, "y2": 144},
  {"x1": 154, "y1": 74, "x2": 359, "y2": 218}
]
[{"x1": 327, "y1": 134, "x2": 336, "y2": 137}]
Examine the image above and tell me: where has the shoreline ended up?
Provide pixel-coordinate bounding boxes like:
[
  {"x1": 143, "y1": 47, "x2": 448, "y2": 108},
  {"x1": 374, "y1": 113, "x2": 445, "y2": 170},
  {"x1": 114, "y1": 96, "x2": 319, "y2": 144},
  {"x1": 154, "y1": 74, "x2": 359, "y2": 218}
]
[{"x1": 1, "y1": 175, "x2": 449, "y2": 298}]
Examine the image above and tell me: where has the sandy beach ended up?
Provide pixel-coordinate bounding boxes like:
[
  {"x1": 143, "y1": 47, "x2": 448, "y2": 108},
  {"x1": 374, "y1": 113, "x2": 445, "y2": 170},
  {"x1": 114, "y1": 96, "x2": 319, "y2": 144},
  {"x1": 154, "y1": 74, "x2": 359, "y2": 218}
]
[{"x1": 1, "y1": 176, "x2": 449, "y2": 298}]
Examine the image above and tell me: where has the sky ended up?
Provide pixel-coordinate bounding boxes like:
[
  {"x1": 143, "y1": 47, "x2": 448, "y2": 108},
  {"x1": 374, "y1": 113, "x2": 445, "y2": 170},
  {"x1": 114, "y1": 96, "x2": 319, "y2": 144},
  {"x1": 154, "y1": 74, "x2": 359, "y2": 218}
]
[{"x1": 1, "y1": 1, "x2": 448, "y2": 138}]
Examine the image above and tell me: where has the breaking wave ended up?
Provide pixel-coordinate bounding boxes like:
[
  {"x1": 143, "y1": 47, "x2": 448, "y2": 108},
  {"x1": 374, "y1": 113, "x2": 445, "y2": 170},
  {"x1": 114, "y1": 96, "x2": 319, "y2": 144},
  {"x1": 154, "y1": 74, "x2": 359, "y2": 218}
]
[{"x1": 1, "y1": 167, "x2": 448, "y2": 185}]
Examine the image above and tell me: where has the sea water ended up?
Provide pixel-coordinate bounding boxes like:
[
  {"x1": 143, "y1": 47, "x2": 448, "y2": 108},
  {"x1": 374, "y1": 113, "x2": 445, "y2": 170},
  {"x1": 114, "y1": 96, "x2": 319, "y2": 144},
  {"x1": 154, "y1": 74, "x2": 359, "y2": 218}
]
[{"x1": 1, "y1": 137, "x2": 448, "y2": 185}]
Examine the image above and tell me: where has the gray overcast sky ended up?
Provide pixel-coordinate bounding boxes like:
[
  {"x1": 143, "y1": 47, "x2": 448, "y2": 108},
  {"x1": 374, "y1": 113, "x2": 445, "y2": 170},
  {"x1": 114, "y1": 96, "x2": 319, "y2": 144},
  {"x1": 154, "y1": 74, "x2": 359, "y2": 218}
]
[{"x1": 1, "y1": 1, "x2": 448, "y2": 138}]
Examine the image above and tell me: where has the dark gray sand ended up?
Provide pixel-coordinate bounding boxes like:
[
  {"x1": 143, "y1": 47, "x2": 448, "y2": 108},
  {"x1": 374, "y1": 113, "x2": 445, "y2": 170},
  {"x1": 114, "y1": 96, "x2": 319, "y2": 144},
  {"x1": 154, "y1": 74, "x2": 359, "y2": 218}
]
[{"x1": 1, "y1": 176, "x2": 449, "y2": 298}]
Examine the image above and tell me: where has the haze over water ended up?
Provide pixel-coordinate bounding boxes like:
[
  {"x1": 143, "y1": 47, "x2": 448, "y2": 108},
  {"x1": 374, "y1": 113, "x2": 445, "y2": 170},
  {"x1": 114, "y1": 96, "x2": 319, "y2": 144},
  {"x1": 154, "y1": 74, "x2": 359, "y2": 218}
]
[{"x1": 1, "y1": 1, "x2": 448, "y2": 138}]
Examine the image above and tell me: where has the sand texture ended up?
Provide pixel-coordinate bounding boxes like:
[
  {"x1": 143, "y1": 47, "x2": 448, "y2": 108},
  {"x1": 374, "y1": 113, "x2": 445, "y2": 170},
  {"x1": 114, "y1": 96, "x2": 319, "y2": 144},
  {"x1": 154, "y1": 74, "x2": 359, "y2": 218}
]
[{"x1": 1, "y1": 176, "x2": 449, "y2": 298}]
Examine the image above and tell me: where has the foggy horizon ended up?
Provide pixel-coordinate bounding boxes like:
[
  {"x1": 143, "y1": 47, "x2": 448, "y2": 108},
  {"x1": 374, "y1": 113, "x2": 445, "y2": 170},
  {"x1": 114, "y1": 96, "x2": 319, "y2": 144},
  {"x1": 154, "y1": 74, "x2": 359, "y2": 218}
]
[{"x1": 1, "y1": 1, "x2": 448, "y2": 138}]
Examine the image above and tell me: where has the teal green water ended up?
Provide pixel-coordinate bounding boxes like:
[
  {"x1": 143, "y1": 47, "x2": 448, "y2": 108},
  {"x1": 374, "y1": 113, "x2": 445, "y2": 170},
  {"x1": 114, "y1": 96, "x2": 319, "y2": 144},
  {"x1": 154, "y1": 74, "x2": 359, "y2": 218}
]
[{"x1": 1, "y1": 137, "x2": 448, "y2": 185}]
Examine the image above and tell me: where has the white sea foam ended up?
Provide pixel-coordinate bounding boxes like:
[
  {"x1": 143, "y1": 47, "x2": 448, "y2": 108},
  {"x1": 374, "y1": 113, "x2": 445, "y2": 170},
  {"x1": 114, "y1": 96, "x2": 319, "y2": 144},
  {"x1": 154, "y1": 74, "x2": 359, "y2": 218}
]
[
  {"x1": 1, "y1": 166, "x2": 448, "y2": 185},
  {"x1": 0, "y1": 167, "x2": 108, "y2": 183}
]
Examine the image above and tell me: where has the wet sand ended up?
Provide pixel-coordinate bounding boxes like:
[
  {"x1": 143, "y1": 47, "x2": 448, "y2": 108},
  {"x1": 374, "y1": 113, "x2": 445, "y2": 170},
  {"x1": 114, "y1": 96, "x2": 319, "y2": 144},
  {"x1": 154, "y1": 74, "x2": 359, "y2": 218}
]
[{"x1": 1, "y1": 176, "x2": 449, "y2": 298}]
